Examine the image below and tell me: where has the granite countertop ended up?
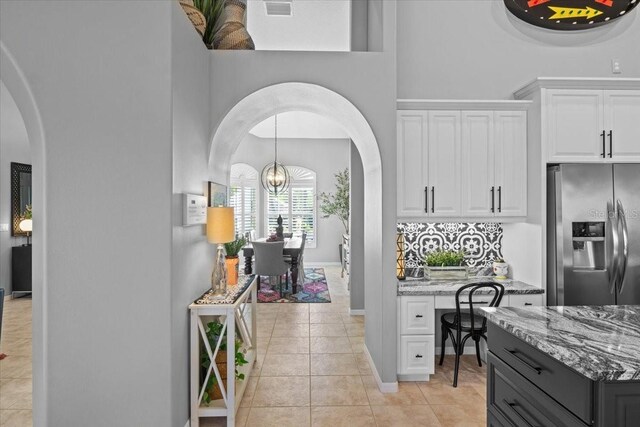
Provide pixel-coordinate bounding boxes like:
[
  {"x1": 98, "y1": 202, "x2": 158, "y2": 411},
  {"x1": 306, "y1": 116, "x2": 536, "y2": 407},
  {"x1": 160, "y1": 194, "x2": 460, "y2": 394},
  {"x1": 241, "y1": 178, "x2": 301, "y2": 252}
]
[
  {"x1": 397, "y1": 276, "x2": 544, "y2": 296},
  {"x1": 483, "y1": 305, "x2": 640, "y2": 381}
]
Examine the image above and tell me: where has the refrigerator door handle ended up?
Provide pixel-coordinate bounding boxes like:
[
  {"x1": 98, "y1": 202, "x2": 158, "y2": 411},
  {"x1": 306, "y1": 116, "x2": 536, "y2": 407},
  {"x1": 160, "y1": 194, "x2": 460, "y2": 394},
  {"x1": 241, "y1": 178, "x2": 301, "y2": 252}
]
[
  {"x1": 607, "y1": 201, "x2": 620, "y2": 295},
  {"x1": 616, "y1": 199, "x2": 629, "y2": 294}
]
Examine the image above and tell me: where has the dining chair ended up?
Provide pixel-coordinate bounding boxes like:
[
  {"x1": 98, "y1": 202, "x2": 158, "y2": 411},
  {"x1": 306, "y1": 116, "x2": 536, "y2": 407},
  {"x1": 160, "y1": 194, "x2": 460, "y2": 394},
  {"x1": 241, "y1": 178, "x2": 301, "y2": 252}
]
[
  {"x1": 252, "y1": 241, "x2": 290, "y2": 295},
  {"x1": 439, "y1": 282, "x2": 505, "y2": 387}
]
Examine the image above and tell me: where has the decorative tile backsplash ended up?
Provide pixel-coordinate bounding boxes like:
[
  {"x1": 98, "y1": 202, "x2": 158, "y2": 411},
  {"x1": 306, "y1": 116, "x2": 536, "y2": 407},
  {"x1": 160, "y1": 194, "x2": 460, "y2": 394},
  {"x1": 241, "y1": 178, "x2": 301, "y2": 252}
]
[{"x1": 397, "y1": 223, "x2": 503, "y2": 271}]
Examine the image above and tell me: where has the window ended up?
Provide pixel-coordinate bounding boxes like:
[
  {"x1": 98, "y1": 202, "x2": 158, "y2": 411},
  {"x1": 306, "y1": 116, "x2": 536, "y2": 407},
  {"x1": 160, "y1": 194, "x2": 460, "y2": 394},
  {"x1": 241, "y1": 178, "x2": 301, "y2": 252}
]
[
  {"x1": 229, "y1": 163, "x2": 259, "y2": 237},
  {"x1": 265, "y1": 166, "x2": 316, "y2": 248}
]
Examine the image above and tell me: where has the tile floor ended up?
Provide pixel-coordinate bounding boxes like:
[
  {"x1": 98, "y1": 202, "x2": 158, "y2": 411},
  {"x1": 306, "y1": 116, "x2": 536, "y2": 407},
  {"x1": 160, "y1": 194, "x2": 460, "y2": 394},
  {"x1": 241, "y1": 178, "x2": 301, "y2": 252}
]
[
  {"x1": 0, "y1": 266, "x2": 488, "y2": 427},
  {"x1": 202, "y1": 266, "x2": 487, "y2": 427},
  {"x1": 0, "y1": 295, "x2": 32, "y2": 427}
]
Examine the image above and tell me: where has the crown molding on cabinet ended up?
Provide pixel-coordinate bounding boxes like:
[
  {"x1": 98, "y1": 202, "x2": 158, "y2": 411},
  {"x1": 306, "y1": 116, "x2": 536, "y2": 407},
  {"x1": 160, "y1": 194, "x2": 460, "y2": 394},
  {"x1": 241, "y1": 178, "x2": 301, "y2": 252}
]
[
  {"x1": 514, "y1": 77, "x2": 640, "y2": 100},
  {"x1": 397, "y1": 99, "x2": 532, "y2": 111}
]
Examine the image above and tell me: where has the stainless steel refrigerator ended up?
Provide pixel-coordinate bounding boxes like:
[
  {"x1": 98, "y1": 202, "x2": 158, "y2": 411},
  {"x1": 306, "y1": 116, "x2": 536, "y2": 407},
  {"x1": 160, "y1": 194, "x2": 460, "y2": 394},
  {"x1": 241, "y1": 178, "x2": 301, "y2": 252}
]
[{"x1": 547, "y1": 164, "x2": 640, "y2": 306}]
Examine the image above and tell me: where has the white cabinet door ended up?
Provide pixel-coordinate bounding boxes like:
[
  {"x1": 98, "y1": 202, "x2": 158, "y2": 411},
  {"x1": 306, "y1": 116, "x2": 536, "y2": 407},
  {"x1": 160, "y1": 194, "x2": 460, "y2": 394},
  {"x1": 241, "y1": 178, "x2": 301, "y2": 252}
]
[
  {"x1": 507, "y1": 294, "x2": 544, "y2": 307},
  {"x1": 428, "y1": 111, "x2": 461, "y2": 216},
  {"x1": 462, "y1": 111, "x2": 495, "y2": 217},
  {"x1": 605, "y1": 90, "x2": 640, "y2": 160},
  {"x1": 547, "y1": 89, "x2": 604, "y2": 161},
  {"x1": 399, "y1": 335, "x2": 435, "y2": 375},
  {"x1": 495, "y1": 111, "x2": 527, "y2": 217},
  {"x1": 397, "y1": 111, "x2": 429, "y2": 217}
]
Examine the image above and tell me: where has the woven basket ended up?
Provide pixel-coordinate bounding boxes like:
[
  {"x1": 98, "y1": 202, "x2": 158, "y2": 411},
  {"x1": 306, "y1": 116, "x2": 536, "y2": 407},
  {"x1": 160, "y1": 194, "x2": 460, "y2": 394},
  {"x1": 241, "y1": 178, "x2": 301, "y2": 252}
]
[{"x1": 179, "y1": 0, "x2": 207, "y2": 36}]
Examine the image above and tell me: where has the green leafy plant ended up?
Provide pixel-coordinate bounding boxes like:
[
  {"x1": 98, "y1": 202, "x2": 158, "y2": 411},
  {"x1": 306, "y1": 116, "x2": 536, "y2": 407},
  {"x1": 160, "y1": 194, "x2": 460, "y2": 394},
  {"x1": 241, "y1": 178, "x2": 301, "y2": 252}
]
[
  {"x1": 21, "y1": 204, "x2": 32, "y2": 220},
  {"x1": 424, "y1": 249, "x2": 466, "y2": 267},
  {"x1": 494, "y1": 258, "x2": 506, "y2": 263},
  {"x1": 193, "y1": 0, "x2": 225, "y2": 49},
  {"x1": 319, "y1": 168, "x2": 350, "y2": 234},
  {"x1": 200, "y1": 320, "x2": 248, "y2": 404},
  {"x1": 224, "y1": 235, "x2": 246, "y2": 257}
]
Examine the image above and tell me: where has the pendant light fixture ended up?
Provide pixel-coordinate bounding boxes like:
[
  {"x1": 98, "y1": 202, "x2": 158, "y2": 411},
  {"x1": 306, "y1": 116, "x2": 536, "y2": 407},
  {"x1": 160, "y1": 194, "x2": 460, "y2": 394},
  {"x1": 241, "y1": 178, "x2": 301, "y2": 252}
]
[{"x1": 261, "y1": 114, "x2": 290, "y2": 196}]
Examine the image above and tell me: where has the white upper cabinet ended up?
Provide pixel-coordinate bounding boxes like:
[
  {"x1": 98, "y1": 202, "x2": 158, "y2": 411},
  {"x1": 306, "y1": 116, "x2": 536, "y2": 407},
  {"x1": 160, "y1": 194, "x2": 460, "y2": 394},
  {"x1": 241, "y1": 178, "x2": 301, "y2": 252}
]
[
  {"x1": 397, "y1": 111, "x2": 429, "y2": 217},
  {"x1": 546, "y1": 88, "x2": 640, "y2": 162},
  {"x1": 428, "y1": 111, "x2": 461, "y2": 216},
  {"x1": 462, "y1": 111, "x2": 527, "y2": 217},
  {"x1": 398, "y1": 101, "x2": 529, "y2": 220}
]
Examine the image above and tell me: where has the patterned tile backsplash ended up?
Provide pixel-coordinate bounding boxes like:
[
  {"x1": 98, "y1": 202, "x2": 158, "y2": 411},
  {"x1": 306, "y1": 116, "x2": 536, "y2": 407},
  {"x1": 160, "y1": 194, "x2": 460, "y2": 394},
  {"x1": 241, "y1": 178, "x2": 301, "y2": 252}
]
[{"x1": 397, "y1": 223, "x2": 503, "y2": 271}]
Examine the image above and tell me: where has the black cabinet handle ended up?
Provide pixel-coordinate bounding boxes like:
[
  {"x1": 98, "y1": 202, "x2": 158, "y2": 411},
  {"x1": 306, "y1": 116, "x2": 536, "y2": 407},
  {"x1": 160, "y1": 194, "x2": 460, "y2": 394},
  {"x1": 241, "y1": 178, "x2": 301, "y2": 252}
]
[
  {"x1": 503, "y1": 349, "x2": 542, "y2": 375},
  {"x1": 431, "y1": 187, "x2": 435, "y2": 213},
  {"x1": 524, "y1": 303, "x2": 533, "y2": 306},
  {"x1": 498, "y1": 186, "x2": 502, "y2": 213},
  {"x1": 503, "y1": 399, "x2": 539, "y2": 427},
  {"x1": 601, "y1": 130, "x2": 606, "y2": 158},
  {"x1": 491, "y1": 186, "x2": 495, "y2": 213},
  {"x1": 415, "y1": 354, "x2": 423, "y2": 358},
  {"x1": 608, "y1": 130, "x2": 613, "y2": 158},
  {"x1": 415, "y1": 314, "x2": 423, "y2": 318},
  {"x1": 424, "y1": 186, "x2": 428, "y2": 213}
]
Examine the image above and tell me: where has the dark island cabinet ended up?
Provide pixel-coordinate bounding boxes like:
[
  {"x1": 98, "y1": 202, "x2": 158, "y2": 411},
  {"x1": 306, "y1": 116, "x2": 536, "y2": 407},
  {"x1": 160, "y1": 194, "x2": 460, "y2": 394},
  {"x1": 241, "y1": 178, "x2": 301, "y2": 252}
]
[
  {"x1": 12, "y1": 245, "x2": 32, "y2": 294},
  {"x1": 487, "y1": 323, "x2": 640, "y2": 427}
]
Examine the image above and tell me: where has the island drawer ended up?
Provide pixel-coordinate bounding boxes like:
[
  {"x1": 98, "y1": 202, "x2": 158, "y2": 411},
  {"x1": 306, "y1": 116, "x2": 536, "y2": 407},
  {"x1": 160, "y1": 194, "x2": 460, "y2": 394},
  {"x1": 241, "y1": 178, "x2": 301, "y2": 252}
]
[
  {"x1": 488, "y1": 352, "x2": 589, "y2": 427},
  {"x1": 488, "y1": 324, "x2": 593, "y2": 425}
]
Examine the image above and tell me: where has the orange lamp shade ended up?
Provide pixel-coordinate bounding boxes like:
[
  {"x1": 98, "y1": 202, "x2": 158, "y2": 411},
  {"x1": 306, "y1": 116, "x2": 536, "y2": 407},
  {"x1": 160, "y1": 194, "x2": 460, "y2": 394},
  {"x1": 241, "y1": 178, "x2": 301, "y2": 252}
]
[{"x1": 206, "y1": 207, "x2": 235, "y2": 244}]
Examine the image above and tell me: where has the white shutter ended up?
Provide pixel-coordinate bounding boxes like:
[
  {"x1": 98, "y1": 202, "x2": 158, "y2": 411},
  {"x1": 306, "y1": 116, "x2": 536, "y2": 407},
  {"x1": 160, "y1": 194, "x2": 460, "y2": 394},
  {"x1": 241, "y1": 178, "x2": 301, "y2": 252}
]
[{"x1": 291, "y1": 186, "x2": 315, "y2": 244}]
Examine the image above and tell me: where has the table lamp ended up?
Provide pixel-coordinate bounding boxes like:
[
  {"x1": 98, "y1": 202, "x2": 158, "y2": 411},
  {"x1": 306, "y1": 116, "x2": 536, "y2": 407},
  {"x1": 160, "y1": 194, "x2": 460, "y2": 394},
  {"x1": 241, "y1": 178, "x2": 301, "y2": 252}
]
[
  {"x1": 19, "y1": 218, "x2": 33, "y2": 246},
  {"x1": 207, "y1": 207, "x2": 235, "y2": 298}
]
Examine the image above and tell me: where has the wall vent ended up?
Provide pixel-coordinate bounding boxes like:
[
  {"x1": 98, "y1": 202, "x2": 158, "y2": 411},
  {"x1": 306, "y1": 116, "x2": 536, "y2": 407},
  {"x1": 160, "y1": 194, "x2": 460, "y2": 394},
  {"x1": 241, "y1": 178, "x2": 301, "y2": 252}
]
[{"x1": 264, "y1": 1, "x2": 292, "y2": 16}]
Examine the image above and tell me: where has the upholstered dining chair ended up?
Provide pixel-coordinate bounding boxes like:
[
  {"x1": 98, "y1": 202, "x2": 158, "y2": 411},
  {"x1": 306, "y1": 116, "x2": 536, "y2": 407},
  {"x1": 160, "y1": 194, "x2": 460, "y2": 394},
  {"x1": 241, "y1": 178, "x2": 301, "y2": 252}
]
[
  {"x1": 439, "y1": 282, "x2": 505, "y2": 387},
  {"x1": 252, "y1": 241, "x2": 290, "y2": 295}
]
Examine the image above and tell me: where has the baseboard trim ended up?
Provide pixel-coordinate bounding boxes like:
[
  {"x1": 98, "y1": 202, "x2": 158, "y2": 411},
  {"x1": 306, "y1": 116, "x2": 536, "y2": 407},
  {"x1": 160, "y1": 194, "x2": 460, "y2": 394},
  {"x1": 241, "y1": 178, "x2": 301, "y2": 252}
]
[
  {"x1": 349, "y1": 309, "x2": 365, "y2": 315},
  {"x1": 364, "y1": 344, "x2": 398, "y2": 393}
]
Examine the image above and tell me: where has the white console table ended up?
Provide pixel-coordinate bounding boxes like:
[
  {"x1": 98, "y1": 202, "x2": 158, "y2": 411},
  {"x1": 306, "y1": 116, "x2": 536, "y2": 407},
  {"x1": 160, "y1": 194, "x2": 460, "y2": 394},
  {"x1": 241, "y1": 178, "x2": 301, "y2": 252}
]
[{"x1": 189, "y1": 275, "x2": 257, "y2": 427}]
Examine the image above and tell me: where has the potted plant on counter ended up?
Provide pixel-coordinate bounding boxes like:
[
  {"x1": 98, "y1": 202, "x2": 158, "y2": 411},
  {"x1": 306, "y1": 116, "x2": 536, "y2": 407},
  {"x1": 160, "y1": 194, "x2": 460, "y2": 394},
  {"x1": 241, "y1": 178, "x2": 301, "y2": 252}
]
[
  {"x1": 423, "y1": 249, "x2": 468, "y2": 280},
  {"x1": 492, "y1": 258, "x2": 509, "y2": 280},
  {"x1": 224, "y1": 235, "x2": 246, "y2": 286}
]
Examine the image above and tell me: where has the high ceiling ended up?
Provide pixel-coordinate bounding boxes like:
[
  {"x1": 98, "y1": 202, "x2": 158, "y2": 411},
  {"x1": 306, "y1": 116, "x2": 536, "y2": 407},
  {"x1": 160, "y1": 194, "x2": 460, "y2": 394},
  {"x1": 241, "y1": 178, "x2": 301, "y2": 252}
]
[
  {"x1": 249, "y1": 111, "x2": 350, "y2": 139},
  {"x1": 246, "y1": 0, "x2": 351, "y2": 51}
]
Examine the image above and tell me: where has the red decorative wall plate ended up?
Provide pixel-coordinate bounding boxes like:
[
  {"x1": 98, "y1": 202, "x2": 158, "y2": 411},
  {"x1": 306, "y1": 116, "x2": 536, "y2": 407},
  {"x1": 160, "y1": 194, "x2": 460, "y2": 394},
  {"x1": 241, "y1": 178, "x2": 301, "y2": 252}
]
[{"x1": 504, "y1": 0, "x2": 639, "y2": 30}]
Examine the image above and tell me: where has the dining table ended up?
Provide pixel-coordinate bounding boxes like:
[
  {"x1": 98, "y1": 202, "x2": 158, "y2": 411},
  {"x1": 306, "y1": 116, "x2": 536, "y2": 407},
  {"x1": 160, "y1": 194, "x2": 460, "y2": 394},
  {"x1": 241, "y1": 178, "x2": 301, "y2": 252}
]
[{"x1": 242, "y1": 236, "x2": 304, "y2": 293}]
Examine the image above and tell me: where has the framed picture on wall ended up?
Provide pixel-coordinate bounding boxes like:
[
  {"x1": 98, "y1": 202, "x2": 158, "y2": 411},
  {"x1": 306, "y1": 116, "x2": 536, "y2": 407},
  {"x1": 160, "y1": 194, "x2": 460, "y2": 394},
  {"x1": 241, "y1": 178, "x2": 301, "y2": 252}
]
[{"x1": 208, "y1": 181, "x2": 227, "y2": 207}]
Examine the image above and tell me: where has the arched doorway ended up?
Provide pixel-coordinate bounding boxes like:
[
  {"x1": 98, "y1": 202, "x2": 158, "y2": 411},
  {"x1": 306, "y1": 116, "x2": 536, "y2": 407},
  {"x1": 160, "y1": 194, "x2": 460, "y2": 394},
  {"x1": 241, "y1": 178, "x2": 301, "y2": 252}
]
[
  {"x1": 1, "y1": 42, "x2": 47, "y2": 425},
  {"x1": 208, "y1": 82, "x2": 390, "y2": 388}
]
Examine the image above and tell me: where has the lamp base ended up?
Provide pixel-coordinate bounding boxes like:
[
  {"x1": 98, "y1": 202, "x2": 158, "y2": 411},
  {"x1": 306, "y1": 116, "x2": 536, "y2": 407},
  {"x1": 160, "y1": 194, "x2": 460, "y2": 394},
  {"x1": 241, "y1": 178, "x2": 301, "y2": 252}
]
[{"x1": 211, "y1": 244, "x2": 228, "y2": 299}]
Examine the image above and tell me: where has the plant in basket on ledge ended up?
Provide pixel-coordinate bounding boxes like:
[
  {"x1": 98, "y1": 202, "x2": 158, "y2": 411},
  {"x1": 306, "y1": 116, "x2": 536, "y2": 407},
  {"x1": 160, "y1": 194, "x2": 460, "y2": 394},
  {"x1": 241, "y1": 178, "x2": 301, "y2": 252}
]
[
  {"x1": 224, "y1": 235, "x2": 246, "y2": 286},
  {"x1": 423, "y1": 249, "x2": 469, "y2": 280},
  {"x1": 200, "y1": 320, "x2": 248, "y2": 404}
]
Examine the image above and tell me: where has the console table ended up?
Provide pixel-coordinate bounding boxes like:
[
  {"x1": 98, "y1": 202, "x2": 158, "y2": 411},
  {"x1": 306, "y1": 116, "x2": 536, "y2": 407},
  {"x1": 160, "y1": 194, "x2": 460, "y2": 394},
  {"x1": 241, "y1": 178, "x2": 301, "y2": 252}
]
[{"x1": 189, "y1": 275, "x2": 257, "y2": 427}]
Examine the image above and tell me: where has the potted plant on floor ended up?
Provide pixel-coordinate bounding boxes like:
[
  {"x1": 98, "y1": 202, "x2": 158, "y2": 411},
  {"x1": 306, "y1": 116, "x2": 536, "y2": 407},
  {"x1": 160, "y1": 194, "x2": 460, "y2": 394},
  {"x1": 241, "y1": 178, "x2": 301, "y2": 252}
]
[
  {"x1": 424, "y1": 249, "x2": 468, "y2": 280},
  {"x1": 319, "y1": 168, "x2": 350, "y2": 265},
  {"x1": 200, "y1": 320, "x2": 248, "y2": 404},
  {"x1": 224, "y1": 235, "x2": 246, "y2": 286}
]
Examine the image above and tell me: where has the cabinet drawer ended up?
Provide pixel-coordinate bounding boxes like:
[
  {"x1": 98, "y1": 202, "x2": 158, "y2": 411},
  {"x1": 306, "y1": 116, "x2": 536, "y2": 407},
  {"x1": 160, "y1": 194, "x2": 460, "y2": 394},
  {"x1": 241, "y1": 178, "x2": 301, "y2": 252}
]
[
  {"x1": 507, "y1": 293, "x2": 544, "y2": 307},
  {"x1": 400, "y1": 296, "x2": 434, "y2": 334},
  {"x1": 488, "y1": 352, "x2": 588, "y2": 427},
  {"x1": 435, "y1": 294, "x2": 495, "y2": 309},
  {"x1": 399, "y1": 335, "x2": 434, "y2": 375},
  {"x1": 488, "y1": 324, "x2": 593, "y2": 424}
]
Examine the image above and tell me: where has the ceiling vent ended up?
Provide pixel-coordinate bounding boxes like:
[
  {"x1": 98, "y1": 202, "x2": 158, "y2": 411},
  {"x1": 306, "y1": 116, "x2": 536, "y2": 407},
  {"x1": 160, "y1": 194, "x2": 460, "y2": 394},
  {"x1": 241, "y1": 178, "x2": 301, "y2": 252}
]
[{"x1": 264, "y1": 1, "x2": 292, "y2": 16}]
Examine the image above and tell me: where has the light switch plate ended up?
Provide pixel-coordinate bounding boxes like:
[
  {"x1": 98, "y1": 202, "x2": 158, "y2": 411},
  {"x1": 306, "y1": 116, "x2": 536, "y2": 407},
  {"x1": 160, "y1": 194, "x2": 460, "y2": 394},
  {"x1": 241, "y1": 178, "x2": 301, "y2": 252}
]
[{"x1": 0, "y1": 224, "x2": 9, "y2": 232}]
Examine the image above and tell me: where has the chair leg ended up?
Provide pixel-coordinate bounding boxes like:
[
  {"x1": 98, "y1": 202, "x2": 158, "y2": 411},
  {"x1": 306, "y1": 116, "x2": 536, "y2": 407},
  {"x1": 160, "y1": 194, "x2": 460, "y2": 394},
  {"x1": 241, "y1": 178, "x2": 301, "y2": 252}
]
[
  {"x1": 439, "y1": 324, "x2": 447, "y2": 366},
  {"x1": 453, "y1": 329, "x2": 462, "y2": 387},
  {"x1": 474, "y1": 337, "x2": 482, "y2": 367}
]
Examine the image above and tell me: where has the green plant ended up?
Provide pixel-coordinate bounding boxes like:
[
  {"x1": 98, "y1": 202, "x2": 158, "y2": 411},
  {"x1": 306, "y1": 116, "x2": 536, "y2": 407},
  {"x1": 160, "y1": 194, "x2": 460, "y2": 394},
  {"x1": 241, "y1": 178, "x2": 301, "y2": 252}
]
[
  {"x1": 224, "y1": 235, "x2": 246, "y2": 257},
  {"x1": 424, "y1": 249, "x2": 466, "y2": 267},
  {"x1": 494, "y1": 258, "x2": 506, "y2": 263},
  {"x1": 21, "y1": 204, "x2": 32, "y2": 220},
  {"x1": 319, "y1": 168, "x2": 350, "y2": 234},
  {"x1": 200, "y1": 320, "x2": 248, "y2": 404},
  {"x1": 193, "y1": 0, "x2": 225, "y2": 48}
]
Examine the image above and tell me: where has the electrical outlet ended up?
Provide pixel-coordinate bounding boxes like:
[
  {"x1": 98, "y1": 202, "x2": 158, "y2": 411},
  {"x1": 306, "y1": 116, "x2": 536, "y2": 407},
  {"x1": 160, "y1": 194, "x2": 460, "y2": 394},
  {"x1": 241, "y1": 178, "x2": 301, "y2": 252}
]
[
  {"x1": 612, "y1": 59, "x2": 622, "y2": 74},
  {"x1": 0, "y1": 224, "x2": 9, "y2": 232}
]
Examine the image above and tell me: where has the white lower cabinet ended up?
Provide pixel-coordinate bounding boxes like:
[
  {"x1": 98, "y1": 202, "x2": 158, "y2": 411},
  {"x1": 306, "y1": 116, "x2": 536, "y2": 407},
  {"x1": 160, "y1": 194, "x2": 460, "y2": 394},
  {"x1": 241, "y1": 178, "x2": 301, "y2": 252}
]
[
  {"x1": 400, "y1": 335, "x2": 435, "y2": 376},
  {"x1": 507, "y1": 293, "x2": 544, "y2": 307}
]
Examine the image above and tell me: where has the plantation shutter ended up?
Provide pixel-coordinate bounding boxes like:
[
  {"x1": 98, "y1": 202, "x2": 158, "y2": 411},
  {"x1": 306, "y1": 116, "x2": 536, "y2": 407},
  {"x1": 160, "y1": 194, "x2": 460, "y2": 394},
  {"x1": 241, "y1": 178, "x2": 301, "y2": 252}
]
[
  {"x1": 291, "y1": 186, "x2": 315, "y2": 243},
  {"x1": 229, "y1": 163, "x2": 259, "y2": 237}
]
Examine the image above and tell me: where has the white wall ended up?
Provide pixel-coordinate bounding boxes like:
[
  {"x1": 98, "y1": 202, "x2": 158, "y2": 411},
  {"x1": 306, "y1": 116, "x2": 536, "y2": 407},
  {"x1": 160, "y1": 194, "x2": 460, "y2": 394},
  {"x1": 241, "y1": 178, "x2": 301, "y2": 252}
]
[
  {"x1": 170, "y1": 3, "x2": 213, "y2": 426},
  {"x1": 0, "y1": 81, "x2": 31, "y2": 295},
  {"x1": 397, "y1": 0, "x2": 640, "y2": 99},
  {"x1": 231, "y1": 133, "x2": 349, "y2": 263},
  {"x1": 1, "y1": 1, "x2": 177, "y2": 424}
]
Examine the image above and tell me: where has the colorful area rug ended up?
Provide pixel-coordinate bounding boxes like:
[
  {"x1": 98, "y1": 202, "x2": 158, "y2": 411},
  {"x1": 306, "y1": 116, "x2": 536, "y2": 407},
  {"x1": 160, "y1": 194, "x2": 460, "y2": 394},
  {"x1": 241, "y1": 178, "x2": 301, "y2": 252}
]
[{"x1": 257, "y1": 268, "x2": 331, "y2": 303}]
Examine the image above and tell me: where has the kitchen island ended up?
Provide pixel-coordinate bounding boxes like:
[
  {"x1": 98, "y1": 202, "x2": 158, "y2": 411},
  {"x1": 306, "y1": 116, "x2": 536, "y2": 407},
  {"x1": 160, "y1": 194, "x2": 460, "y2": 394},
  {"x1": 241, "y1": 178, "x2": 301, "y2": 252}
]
[
  {"x1": 397, "y1": 277, "x2": 544, "y2": 380},
  {"x1": 483, "y1": 305, "x2": 640, "y2": 427}
]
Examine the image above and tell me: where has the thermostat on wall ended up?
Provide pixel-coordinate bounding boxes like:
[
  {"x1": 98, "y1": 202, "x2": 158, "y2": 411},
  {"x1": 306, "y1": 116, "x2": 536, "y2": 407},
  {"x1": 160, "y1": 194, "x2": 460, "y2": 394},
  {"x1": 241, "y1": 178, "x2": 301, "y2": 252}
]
[{"x1": 183, "y1": 194, "x2": 207, "y2": 226}]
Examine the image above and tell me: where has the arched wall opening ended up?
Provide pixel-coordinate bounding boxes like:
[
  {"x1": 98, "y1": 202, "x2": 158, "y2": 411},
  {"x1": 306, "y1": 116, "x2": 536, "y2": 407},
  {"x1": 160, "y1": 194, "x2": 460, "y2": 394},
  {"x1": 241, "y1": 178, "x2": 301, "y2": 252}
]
[
  {"x1": 1, "y1": 42, "x2": 47, "y2": 425},
  {"x1": 208, "y1": 82, "x2": 386, "y2": 383}
]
